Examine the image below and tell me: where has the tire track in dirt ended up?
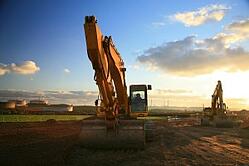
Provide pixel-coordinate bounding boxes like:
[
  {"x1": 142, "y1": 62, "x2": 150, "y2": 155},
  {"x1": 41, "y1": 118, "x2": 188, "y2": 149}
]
[
  {"x1": 158, "y1": 120, "x2": 249, "y2": 165},
  {"x1": 178, "y1": 127, "x2": 249, "y2": 165},
  {"x1": 199, "y1": 136, "x2": 249, "y2": 164}
]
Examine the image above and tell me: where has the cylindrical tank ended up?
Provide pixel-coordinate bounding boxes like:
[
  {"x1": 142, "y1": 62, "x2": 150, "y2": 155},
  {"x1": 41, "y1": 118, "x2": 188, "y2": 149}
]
[
  {"x1": 5, "y1": 101, "x2": 16, "y2": 109},
  {"x1": 16, "y1": 100, "x2": 27, "y2": 107},
  {"x1": 67, "y1": 105, "x2": 74, "y2": 112}
]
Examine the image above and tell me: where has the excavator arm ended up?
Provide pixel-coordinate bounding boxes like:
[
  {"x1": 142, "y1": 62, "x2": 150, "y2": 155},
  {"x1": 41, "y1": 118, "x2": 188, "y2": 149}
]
[
  {"x1": 211, "y1": 80, "x2": 226, "y2": 115},
  {"x1": 80, "y1": 16, "x2": 145, "y2": 149},
  {"x1": 84, "y1": 16, "x2": 129, "y2": 120}
]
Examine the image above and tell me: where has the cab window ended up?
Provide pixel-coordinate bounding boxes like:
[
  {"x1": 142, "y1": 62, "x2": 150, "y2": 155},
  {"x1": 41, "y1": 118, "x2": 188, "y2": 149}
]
[{"x1": 131, "y1": 91, "x2": 145, "y2": 100}]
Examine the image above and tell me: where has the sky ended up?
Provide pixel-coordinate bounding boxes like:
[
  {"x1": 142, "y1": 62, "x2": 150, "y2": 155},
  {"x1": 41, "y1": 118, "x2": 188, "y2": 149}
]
[{"x1": 0, "y1": 0, "x2": 249, "y2": 109}]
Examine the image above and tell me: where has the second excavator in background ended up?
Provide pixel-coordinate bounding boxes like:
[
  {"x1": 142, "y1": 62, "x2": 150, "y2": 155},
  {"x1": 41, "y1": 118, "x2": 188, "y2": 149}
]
[{"x1": 201, "y1": 80, "x2": 235, "y2": 127}]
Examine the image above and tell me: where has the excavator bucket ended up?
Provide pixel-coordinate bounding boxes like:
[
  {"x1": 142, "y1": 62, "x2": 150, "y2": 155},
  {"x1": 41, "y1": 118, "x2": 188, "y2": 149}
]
[
  {"x1": 214, "y1": 116, "x2": 234, "y2": 128},
  {"x1": 79, "y1": 119, "x2": 145, "y2": 149},
  {"x1": 201, "y1": 116, "x2": 234, "y2": 128},
  {"x1": 215, "y1": 119, "x2": 234, "y2": 128}
]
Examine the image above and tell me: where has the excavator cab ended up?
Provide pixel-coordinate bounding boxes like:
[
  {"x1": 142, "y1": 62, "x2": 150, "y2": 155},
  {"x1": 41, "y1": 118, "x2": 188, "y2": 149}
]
[{"x1": 129, "y1": 85, "x2": 151, "y2": 117}]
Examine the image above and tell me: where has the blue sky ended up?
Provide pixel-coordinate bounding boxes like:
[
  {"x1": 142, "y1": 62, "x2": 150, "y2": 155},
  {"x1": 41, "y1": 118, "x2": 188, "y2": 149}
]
[{"x1": 0, "y1": 0, "x2": 249, "y2": 108}]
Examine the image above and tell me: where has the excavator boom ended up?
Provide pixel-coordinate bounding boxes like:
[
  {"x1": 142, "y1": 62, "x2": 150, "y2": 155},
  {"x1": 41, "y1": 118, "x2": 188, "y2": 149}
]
[
  {"x1": 211, "y1": 80, "x2": 225, "y2": 112},
  {"x1": 79, "y1": 16, "x2": 147, "y2": 149}
]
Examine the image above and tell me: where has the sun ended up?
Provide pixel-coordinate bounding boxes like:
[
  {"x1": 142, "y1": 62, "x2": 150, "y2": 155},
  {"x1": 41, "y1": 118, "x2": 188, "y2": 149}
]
[{"x1": 208, "y1": 71, "x2": 249, "y2": 109}]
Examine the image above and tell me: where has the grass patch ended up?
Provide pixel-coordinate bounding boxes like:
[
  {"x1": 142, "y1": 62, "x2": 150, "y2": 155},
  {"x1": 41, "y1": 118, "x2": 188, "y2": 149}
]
[{"x1": 0, "y1": 115, "x2": 92, "y2": 122}]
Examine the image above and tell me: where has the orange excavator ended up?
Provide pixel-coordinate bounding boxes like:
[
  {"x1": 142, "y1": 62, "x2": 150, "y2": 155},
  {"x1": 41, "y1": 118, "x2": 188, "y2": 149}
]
[
  {"x1": 201, "y1": 80, "x2": 234, "y2": 127},
  {"x1": 79, "y1": 16, "x2": 152, "y2": 149}
]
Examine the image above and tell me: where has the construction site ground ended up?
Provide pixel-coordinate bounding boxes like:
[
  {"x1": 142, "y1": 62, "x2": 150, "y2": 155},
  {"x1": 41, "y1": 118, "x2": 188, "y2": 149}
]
[{"x1": 0, "y1": 118, "x2": 248, "y2": 166}]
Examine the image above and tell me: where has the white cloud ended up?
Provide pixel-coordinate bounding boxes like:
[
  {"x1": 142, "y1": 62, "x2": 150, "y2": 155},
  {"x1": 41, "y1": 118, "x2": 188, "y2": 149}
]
[
  {"x1": 213, "y1": 33, "x2": 245, "y2": 46},
  {"x1": 10, "y1": 61, "x2": 40, "y2": 74},
  {"x1": 0, "y1": 89, "x2": 247, "y2": 108},
  {"x1": 152, "y1": 22, "x2": 166, "y2": 28},
  {"x1": 64, "y1": 68, "x2": 70, "y2": 73},
  {"x1": 212, "y1": 19, "x2": 249, "y2": 46},
  {"x1": 128, "y1": 64, "x2": 141, "y2": 71},
  {"x1": 153, "y1": 89, "x2": 192, "y2": 95},
  {"x1": 172, "y1": 4, "x2": 230, "y2": 27},
  {"x1": 227, "y1": 19, "x2": 249, "y2": 33},
  {"x1": 0, "y1": 61, "x2": 40, "y2": 76},
  {"x1": 0, "y1": 63, "x2": 9, "y2": 75},
  {"x1": 0, "y1": 90, "x2": 98, "y2": 105},
  {"x1": 137, "y1": 19, "x2": 249, "y2": 76}
]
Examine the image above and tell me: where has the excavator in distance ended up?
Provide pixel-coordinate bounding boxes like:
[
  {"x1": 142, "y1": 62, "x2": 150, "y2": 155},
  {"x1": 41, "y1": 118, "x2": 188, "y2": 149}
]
[
  {"x1": 79, "y1": 16, "x2": 152, "y2": 149},
  {"x1": 201, "y1": 80, "x2": 234, "y2": 127}
]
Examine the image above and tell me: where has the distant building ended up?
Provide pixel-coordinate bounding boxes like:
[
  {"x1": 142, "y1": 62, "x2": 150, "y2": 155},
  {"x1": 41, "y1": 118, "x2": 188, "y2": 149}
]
[
  {"x1": 29, "y1": 100, "x2": 48, "y2": 105},
  {"x1": 67, "y1": 105, "x2": 74, "y2": 112},
  {"x1": 5, "y1": 101, "x2": 16, "y2": 109},
  {"x1": 0, "y1": 100, "x2": 28, "y2": 112},
  {"x1": 27, "y1": 103, "x2": 74, "y2": 112},
  {"x1": 8, "y1": 100, "x2": 27, "y2": 107},
  {"x1": 47, "y1": 104, "x2": 74, "y2": 112}
]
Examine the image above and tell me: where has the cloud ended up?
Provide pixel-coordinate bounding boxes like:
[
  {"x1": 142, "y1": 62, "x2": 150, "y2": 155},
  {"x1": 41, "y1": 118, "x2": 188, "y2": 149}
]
[
  {"x1": 0, "y1": 89, "x2": 205, "y2": 107},
  {"x1": 137, "y1": 36, "x2": 249, "y2": 76},
  {"x1": 148, "y1": 89, "x2": 206, "y2": 107},
  {"x1": 227, "y1": 19, "x2": 249, "y2": 33},
  {"x1": 0, "y1": 90, "x2": 247, "y2": 109},
  {"x1": 152, "y1": 22, "x2": 166, "y2": 28},
  {"x1": 0, "y1": 61, "x2": 40, "y2": 76},
  {"x1": 64, "y1": 68, "x2": 70, "y2": 73},
  {"x1": 10, "y1": 61, "x2": 40, "y2": 74},
  {"x1": 172, "y1": 4, "x2": 230, "y2": 27},
  {"x1": 0, "y1": 90, "x2": 98, "y2": 105},
  {"x1": 153, "y1": 89, "x2": 192, "y2": 95},
  {"x1": 0, "y1": 64, "x2": 9, "y2": 75},
  {"x1": 213, "y1": 19, "x2": 249, "y2": 46},
  {"x1": 137, "y1": 19, "x2": 249, "y2": 76},
  {"x1": 148, "y1": 89, "x2": 248, "y2": 109}
]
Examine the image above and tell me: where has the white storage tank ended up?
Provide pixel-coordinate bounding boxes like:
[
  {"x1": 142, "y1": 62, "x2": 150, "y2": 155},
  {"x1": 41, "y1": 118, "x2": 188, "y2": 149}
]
[
  {"x1": 6, "y1": 101, "x2": 16, "y2": 109},
  {"x1": 29, "y1": 100, "x2": 48, "y2": 105},
  {"x1": 67, "y1": 105, "x2": 74, "y2": 112},
  {"x1": 15, "y1": 100, "x2": 27, "y2": 107}
]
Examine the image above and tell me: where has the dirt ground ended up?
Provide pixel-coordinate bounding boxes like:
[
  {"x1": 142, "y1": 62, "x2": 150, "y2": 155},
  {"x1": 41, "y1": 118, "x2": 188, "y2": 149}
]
[{"x1": 0, "y1": 118, "x2": 248, "y2": 166}]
